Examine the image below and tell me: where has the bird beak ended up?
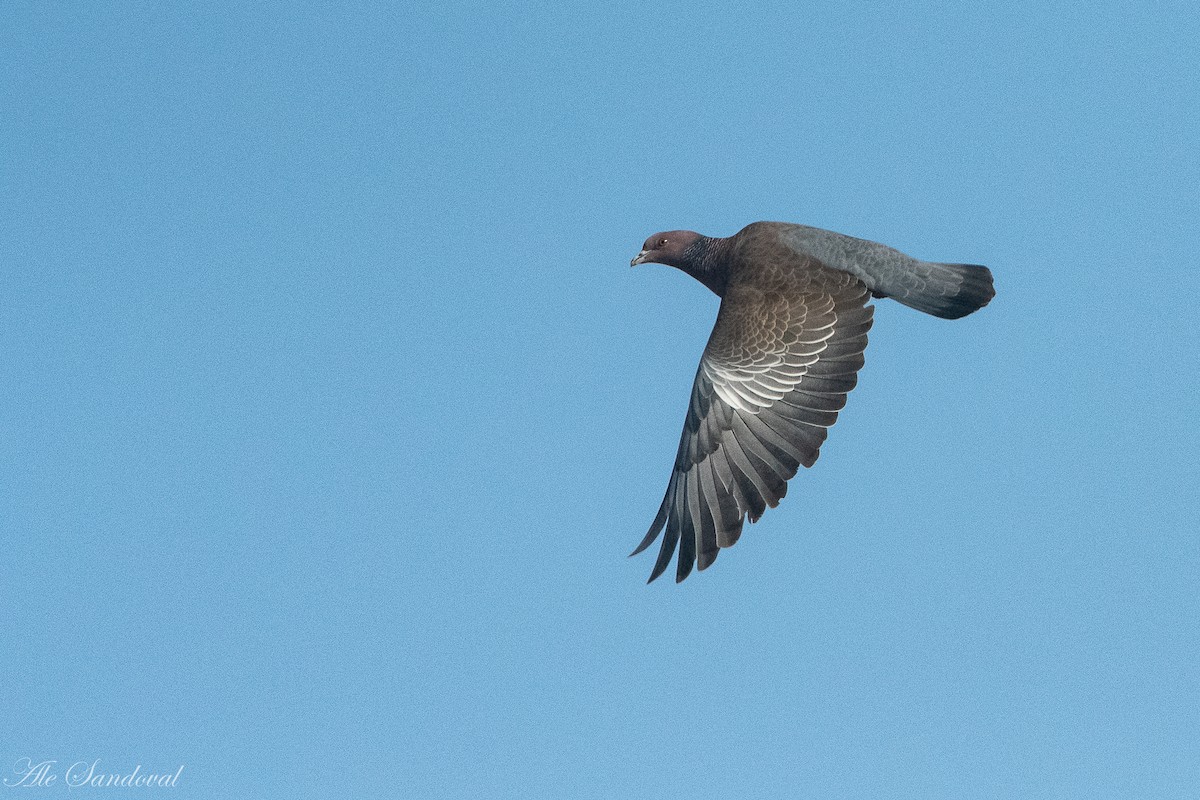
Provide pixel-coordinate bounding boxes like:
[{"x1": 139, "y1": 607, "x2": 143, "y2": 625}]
[{"x1": 631, "y1": 250, "x2": 649, "y2": 267}]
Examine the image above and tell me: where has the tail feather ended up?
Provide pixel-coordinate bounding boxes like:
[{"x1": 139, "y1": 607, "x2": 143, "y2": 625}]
[{"x1": 889, "y1": 262, "x2": 995, "y2": 320}]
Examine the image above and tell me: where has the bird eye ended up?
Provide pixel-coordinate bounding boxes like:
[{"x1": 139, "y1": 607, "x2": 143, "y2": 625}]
[{"x1": 658, "y1": 238, "x2": 668, "y2": 247}]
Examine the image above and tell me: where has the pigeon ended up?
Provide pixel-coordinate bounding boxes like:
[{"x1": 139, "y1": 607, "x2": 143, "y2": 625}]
[{"x1": 629, "y1": 222, "x2": 994, "y2": 583}]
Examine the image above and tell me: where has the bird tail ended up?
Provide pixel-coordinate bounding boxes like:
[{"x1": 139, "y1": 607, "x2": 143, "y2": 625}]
[{"x1": 881, "y1": 262, "x2": 996, "y2": 320}]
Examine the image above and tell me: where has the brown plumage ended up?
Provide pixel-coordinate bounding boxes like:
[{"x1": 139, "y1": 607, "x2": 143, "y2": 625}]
[{"x1": 630, "y1": 222, "x2": 995, "y2": 583}]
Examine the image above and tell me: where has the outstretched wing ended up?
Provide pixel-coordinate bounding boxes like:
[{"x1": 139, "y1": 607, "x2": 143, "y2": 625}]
[{"x1": 632, "y1": 270, "x2": 874, "y2": 583}]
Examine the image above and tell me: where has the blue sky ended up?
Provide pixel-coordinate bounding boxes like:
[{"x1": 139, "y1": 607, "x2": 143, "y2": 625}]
[{"x1": 3, "y1": 1, "x2": 1198, "y2": 798}]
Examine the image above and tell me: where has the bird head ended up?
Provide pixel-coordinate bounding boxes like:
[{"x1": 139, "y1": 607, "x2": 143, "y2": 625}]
[{"x1": 631, "y1": 230, "x2": 703, "y2": 268}]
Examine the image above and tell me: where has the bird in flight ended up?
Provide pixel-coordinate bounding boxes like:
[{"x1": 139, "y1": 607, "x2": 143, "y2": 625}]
[{"x1": 630, "y1": 222, "x2": 995, "y2": 583}]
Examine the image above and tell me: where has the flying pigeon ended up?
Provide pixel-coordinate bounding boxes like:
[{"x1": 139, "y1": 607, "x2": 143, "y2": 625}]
[{"x1": 630, "y1": 222, "x2": 994, "y2": 583}]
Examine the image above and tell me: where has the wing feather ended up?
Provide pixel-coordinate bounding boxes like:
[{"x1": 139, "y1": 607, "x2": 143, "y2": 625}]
[{"x1": 636, "y1": 268, "x2": 874, "y2": 581}]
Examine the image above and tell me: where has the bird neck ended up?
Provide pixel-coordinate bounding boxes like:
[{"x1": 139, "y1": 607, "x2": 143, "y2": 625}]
[{"x1": 678, "y1": 236, "x2": 731, "y2": 297}]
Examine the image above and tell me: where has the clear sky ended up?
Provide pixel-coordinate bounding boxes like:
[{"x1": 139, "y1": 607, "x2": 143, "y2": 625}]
[{"x1": 3, "y1": 1, "x2": 1198, "y2": 798}]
